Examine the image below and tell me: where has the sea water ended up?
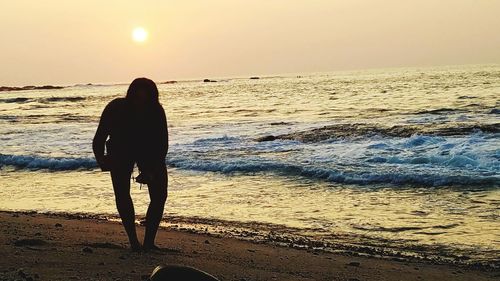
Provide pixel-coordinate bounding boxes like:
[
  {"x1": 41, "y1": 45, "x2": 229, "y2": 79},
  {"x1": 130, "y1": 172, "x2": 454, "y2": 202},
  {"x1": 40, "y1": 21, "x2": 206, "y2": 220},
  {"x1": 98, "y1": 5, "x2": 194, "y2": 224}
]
[{"x1": 1, "y1": 65, "x2": 499, "y2": 266}]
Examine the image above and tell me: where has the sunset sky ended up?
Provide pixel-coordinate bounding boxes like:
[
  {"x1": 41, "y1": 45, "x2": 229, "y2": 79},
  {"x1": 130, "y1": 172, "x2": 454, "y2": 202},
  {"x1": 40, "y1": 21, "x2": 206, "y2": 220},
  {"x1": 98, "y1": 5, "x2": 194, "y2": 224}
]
[{"x1": 1, "y1": 0, "x2": 499, "y2": 86}]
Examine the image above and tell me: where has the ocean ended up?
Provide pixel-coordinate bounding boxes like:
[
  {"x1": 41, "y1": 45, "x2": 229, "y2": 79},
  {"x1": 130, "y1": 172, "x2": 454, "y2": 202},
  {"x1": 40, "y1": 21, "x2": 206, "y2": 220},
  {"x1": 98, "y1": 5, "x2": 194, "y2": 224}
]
[{"x1": 1, "y1": 64, "x2": 499, "y2": 267}]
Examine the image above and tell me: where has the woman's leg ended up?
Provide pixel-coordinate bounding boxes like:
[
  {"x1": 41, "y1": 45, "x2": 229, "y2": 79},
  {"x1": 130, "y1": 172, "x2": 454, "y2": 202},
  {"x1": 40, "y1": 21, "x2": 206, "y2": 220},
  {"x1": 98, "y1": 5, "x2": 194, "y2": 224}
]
[
  {"x1": 143, "y1": 166, "x2": 168, "y2": 249},
  {"x1": 110, "y1": 168, "x2": 141, "y2": 251}
]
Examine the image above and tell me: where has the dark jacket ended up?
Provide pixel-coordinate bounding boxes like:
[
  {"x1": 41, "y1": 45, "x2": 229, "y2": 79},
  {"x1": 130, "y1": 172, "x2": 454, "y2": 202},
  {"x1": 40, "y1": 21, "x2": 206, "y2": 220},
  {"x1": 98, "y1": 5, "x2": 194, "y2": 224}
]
[{"x1": 92, "y1": 98, "x2": 168, "y2": 168}]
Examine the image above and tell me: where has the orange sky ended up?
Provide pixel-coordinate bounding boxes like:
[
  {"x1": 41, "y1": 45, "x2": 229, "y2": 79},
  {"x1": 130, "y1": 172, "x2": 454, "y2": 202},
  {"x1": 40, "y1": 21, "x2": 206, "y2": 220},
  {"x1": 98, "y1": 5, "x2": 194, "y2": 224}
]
[{"x1": 1, "y1": 0, "x2": 499, "y2": 86}]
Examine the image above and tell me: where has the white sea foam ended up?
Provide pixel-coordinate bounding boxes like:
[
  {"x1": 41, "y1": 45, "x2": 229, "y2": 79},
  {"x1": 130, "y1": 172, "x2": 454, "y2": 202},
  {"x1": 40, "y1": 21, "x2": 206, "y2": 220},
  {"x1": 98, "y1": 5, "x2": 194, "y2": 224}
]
[
  {"x1": 0, "y1": 154, "x2": 96, "y2": 170},
  {"x1": 2, "y1": 132, "x2": 498, "y2": 186}
]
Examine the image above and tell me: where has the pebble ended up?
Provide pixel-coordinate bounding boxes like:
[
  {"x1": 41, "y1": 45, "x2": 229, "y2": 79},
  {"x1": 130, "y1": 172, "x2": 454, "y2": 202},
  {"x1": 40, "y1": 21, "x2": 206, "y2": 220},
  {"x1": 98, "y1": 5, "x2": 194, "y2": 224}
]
[
  {"x1": 82, "y1": 247, "x2": 93, "y2": 253},
  {"x1": 347, "y1": 261, "x2": 361, "y2": 267},
  {"x1": 17, "y1": 269, "x2": 26, "y2": 278}
]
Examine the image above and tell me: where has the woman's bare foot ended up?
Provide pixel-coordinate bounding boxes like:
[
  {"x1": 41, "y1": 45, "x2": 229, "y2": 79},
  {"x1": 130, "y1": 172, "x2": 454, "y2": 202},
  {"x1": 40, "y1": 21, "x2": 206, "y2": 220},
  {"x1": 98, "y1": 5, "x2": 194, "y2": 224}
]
[{"x1": 142, "y1": 244, "x2": 160, "y2": 252}]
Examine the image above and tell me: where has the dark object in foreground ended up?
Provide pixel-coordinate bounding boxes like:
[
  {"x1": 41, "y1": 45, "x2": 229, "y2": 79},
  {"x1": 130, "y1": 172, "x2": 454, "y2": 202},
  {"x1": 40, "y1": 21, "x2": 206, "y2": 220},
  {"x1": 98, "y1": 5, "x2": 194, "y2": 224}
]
[
  {"x1": 149, "y1": 265, "x2": 219, "y2": 281},
  {"x1": 135, "y1": 172, "x2": 155, "y2": 185}
]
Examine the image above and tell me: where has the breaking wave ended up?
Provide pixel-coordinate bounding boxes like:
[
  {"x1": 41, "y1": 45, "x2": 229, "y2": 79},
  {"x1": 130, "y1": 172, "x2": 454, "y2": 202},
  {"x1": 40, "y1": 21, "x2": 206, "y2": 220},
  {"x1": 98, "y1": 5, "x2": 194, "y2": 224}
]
[
  {"x1": 2, "y1": 152, "x2": 497, "y2": 187},
  {"x1": 0, "y1": 97, "x2": 32, "y2": 103},
  {"x1": 168, "y1": 157, "x2": 499, "y2": 187},
  {"x1": 256, "y1": 123, "x2": 500, "y2": 142},
  {"x1": 0, "y1": 154, "x2": 96, "y2": 171},
  {"x1": 40, "y1": 96, "x2": 86, "y2": 103}
]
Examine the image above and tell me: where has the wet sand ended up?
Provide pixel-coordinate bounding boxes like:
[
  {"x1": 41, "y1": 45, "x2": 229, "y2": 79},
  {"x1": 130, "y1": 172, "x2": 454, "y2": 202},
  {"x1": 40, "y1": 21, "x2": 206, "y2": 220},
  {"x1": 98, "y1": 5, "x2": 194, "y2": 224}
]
[{"x1": 0, "y1": 211, "x2": 497, "y2": 281}]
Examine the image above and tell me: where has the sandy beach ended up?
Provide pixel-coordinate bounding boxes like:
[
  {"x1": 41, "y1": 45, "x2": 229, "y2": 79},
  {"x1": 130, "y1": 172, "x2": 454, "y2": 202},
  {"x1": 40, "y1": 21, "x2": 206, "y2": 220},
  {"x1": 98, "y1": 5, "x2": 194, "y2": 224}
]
[{"x1": 0, "y1": 211, "x2": 497, "y2": 281}]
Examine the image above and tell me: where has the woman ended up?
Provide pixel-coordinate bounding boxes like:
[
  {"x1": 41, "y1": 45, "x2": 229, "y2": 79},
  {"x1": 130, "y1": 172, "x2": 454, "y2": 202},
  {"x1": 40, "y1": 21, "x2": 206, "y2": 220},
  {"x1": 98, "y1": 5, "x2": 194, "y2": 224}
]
[{"x1": 93, "y1": 78, "x2": 168, "y2": 251}]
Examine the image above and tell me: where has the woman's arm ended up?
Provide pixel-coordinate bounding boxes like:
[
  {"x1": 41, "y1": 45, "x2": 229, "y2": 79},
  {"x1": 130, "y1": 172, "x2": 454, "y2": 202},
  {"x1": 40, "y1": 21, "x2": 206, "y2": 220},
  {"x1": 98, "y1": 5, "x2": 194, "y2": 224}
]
[
  {"x1": 158, "y1": 105, "x2": 169, "y2": 158},
  {"x1": 93, "y1": 103, "x2": 112, "y2": 169}
]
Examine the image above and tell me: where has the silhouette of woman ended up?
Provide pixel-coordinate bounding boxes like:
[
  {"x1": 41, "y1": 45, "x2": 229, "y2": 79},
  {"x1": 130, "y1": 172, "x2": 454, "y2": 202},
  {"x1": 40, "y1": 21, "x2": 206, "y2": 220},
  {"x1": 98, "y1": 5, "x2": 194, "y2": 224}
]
[{"x1": 93, "y1": 78, "x2": 168, "y2": 251}]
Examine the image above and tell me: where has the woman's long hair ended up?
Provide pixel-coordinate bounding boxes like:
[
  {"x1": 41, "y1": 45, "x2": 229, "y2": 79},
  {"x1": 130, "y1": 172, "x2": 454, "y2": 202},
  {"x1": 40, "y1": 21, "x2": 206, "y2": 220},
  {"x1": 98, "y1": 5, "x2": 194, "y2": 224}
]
[{"x1": 126, "y1": 77, "x2": 160, "y2": 106}]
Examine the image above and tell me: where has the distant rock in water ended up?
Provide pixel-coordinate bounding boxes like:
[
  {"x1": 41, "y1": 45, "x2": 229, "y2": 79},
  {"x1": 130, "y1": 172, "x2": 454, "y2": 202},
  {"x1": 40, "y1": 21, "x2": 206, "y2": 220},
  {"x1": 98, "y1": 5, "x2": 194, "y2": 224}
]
[
  {"x1": 0, "y1": 86, "x2": 19, "y2": 91},
  {"x1": 38, "y1": 85, "x2": 64, "y2": 90},
  {"x1": 256, "y1": 135, "x2": 277, "y2": 142},
  {"x1": 73, "y1": 83, "x2": 94, "y2": 87},
  {"x1": 0, "y1": 85, "x2": 64, "y2": 92},
  {"x1": 250, "y1": 76, "x2": 260, "y2": 80},
  {"x1": 256, "y1": 123, "x2": 500, "y2": 143},
  {"x1": 203, "y1": 79, "x2": 217, "y2": 83},
  {"x1": 161, "y1": 80, "x2": 177, "y2": 84}
]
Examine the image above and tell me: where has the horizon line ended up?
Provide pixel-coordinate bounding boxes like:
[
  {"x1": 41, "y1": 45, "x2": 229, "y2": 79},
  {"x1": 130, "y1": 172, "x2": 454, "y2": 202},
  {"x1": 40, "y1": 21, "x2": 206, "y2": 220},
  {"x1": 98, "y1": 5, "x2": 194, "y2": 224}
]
[{"x1": 1, "y1": 62, "x2": 498, "y2": 88}]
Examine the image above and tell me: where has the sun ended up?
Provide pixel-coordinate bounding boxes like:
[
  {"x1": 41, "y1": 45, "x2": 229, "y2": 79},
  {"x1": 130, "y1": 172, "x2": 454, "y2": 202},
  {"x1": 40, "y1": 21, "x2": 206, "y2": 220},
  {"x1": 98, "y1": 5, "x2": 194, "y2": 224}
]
[{"x1": 132, "y1": 27, "x2": 148, "y2": 43}]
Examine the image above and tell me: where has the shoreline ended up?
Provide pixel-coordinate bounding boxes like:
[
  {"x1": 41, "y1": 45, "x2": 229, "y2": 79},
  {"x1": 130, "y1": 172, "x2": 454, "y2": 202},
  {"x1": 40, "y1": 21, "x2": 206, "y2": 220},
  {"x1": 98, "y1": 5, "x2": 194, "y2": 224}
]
[
  {"x1": 1, "y1": 211, "x2": 498, "y2": 281},
  {"x1": 2, "y1": 210, "x2": 498, "y2": 270},
  {"x1": 3, "y1": 210, "x2": 499, "y2": 269}
]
